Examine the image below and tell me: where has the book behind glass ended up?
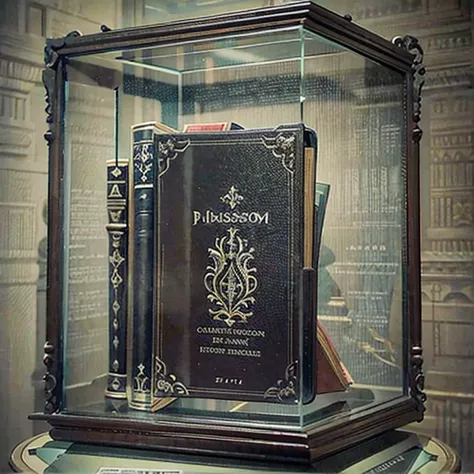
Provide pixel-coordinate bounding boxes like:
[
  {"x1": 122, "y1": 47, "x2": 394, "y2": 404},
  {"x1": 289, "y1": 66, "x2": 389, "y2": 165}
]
[
  {"x1": 105, "y1": 159, "x2": 128, "y2": 404},
  {"x1": 130, "y1": 123, "x2": 318, "y2": 406},
  {"x1": 129, "y1": 122, "x2": 179, "y2": 411},
  {"x1": 314, "y1": 183, "x2": 353, "y2": 393}
]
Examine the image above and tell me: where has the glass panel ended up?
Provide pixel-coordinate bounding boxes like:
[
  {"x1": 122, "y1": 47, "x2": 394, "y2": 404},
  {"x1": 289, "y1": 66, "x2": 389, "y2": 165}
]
[
  {"x1": 62, "y1": 80, "x2": 115, "y2": 409},
  {"x1": 301, "y1": 30, "x2": 406, "y2": 424},
  {"x1": 61, "y1": 23, "x2": 408, "y2": 432},
  {"x1": 63, "y1": 27, "x2": 307, "y2": 429}
]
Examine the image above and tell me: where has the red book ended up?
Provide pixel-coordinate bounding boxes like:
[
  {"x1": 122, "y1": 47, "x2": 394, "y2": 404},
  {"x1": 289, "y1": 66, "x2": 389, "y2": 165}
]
[{"x1": 183, "y1": 122, "x2": 244, "y2": 132}]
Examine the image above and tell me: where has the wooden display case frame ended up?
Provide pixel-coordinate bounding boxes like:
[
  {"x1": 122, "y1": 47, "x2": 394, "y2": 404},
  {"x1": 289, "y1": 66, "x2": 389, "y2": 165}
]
[{"x1": 31, "y1": 1, "x2": 426, "y2": 464}]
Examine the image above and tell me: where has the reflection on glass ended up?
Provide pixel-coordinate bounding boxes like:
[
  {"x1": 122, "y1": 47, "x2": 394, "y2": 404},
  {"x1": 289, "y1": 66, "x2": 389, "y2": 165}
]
[
  {"x1": 63, "y1": 81, "x2": 114, "y2": 410},
  {"x1": 302, "y1": 30, "x2": 405, "y2": 394}
]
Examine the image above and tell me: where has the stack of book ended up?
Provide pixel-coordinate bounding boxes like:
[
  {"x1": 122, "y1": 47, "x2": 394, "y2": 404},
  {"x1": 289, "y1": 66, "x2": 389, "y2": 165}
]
[{"x1": 105, "y1": 121, "x2": 352, "y2": 412}]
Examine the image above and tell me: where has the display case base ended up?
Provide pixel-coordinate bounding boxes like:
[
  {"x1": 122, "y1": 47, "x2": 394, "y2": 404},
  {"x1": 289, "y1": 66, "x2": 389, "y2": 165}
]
[{"x1": 30, "y1": 398, "x2": 422, "y2": 464}]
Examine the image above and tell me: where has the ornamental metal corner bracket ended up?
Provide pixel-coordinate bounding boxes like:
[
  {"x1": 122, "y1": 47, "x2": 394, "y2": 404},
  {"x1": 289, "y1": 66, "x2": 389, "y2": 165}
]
[
  {"x1": 43, "y1": 30, "x2": 82, "y2": 147},
  {"x1": 44, "y1": 30, "x2": 82, "y2": 69},
  {"x1": 392, "y1": 35, "x2": 426, "y2": 144}
]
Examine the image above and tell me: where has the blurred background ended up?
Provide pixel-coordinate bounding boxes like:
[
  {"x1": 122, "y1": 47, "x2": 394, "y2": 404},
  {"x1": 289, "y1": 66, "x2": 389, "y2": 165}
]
[{"x1": 0, "y1": 0, "x2": 472, "y2": 471}]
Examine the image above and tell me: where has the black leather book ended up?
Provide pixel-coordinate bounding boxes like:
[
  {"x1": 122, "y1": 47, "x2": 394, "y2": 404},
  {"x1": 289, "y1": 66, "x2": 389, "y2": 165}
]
[
  {"x1": 130, "y1": 122, "x2": 177, "y2": 411},
  {"x1": 150, "y1": 124, "x2": 317, "y2": 404},
  {"x1": 105, "y1": 159, "x2": 129, "y2": 403}
]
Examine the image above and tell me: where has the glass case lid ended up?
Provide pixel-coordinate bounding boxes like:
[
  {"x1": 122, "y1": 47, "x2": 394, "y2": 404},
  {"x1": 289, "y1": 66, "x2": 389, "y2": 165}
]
[{"x1": 47, "y1": 1, "x2": 414, "y2": 74}]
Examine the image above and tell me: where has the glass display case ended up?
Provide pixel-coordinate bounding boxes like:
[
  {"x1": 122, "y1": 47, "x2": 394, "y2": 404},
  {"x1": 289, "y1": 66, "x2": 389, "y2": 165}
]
[{"x1": 31, "y1": 1, "x2": 426, "y2": 464}]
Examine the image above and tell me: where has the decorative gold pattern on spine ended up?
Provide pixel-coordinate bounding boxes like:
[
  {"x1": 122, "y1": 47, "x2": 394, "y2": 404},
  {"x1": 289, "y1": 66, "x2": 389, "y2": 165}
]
[
  {"x1": 105, "y1": 160, "x2": 128, "y2": 400},
  {"x1": 128, "y1": 363, "x2": 153, "y2": 411},
  {"x1": 134, "y1": 363, "x2": 151, "y2": 393},
  {"x1": 133, "y1": 143, "x2": 154, "y2": 183},
  {"x1": 110, "y1": 235, "x2": 125, "y2": 291}
]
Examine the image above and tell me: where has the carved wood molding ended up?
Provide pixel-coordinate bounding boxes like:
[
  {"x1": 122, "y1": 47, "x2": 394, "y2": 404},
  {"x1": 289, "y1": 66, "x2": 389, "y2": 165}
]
[
  {"x1": 393, "y1": 35, "x2": 425, "y2": 144},
  {"x1": 0, "y1": 56, "x2": 41, "y2": 83},
  {"x1": 425, "y1": 67, "x2": 473, "y2": 90},
  {"x1": 44, "y1": 30, "x2": 82, "y2": 70}
]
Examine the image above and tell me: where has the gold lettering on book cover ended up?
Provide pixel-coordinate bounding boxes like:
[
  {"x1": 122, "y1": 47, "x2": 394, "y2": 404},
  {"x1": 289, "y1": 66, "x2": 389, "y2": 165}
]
[{"x1": 204, "y1": 227, "x2": 257, "y2": 327}]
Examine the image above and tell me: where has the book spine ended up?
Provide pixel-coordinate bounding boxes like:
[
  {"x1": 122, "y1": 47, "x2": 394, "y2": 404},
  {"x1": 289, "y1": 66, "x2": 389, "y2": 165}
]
[
  {"x1": 129, "y1": 126, "x2": 156, "y2": 411},
  {"x1": 105, "y1": 159, "x2": 129, "y2": 402}
]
